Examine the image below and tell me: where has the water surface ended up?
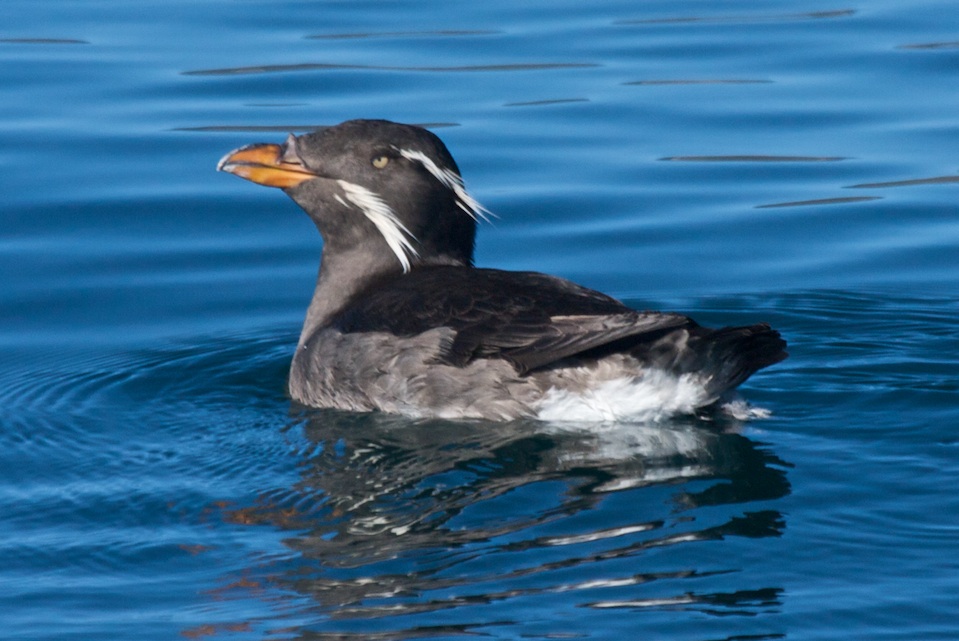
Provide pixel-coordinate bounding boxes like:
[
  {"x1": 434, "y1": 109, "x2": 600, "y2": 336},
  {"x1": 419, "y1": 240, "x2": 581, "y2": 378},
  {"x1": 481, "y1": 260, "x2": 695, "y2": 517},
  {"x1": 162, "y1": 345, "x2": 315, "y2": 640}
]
[{"x1": 2, "y1": 1, "x2": 958, "y2": 639}]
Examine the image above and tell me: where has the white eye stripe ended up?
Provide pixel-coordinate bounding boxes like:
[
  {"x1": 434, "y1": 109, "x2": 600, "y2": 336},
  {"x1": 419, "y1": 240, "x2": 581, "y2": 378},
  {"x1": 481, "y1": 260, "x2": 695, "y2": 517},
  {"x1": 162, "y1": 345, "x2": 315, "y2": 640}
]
[
  {"x1": 336, "y1": 180, "x2": 419, "y2": 273},
  {"x1": 397, "y1": 148, "x2": 494, "y2": 223}
]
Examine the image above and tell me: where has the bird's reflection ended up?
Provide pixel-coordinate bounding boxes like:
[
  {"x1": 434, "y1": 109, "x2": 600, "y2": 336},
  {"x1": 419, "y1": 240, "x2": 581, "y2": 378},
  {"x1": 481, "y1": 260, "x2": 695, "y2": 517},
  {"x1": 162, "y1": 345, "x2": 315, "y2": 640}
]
[{"x1": 221, "y1": 410, "x2": 790, "y2": 632}]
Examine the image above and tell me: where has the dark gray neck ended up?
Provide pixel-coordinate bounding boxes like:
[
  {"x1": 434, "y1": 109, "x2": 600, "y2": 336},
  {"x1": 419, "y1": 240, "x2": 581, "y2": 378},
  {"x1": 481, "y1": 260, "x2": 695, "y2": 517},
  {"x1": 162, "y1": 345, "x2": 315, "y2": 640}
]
[
  {"x1": 297, "y1": 245, "x2": 397, "y2": 349},
  {"x1": 297, "y1": 243, "x2": 472, "y2": 349}
]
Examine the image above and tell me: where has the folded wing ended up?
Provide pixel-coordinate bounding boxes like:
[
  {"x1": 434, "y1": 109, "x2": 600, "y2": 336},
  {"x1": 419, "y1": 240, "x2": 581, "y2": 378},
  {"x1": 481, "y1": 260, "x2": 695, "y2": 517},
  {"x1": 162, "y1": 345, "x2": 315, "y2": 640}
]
[{"x1": 332, "y1": 266, "x2": 694, "y2": 374}]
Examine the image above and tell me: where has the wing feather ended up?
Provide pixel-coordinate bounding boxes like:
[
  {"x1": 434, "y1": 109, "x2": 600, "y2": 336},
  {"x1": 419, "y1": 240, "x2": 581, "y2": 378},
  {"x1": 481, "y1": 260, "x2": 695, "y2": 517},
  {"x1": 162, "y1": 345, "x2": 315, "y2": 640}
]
[{"x1": 332, "y1": 266, "x2": 694, "y2": 374}]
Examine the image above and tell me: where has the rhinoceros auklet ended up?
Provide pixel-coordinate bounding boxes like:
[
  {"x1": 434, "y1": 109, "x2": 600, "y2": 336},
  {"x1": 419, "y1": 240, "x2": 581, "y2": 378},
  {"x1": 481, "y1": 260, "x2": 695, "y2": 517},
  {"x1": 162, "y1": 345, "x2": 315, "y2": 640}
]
[{"x1": 218, "y1": 119, "x2": 787, "y2": 421}]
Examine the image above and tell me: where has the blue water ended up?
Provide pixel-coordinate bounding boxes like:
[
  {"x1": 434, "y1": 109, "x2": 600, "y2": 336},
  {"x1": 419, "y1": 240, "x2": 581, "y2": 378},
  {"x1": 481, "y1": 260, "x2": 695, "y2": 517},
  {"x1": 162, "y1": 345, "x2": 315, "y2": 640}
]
[{"x1": 2, "y1": 1, "x2": 958, "y2": 639}]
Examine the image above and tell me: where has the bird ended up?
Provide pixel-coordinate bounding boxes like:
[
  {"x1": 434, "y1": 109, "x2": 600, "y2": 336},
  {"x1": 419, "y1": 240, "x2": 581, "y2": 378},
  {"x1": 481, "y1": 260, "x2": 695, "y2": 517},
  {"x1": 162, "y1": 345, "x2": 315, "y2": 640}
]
[{"x1": 218, "y1": 119, "x2": 787, "y2": 422}]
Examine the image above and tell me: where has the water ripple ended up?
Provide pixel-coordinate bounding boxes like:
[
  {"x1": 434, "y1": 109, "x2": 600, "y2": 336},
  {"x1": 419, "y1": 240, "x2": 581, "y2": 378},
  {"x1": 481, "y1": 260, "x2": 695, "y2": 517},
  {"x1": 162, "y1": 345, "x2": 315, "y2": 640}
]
[
  {"x1": 195, "y1": 410, "x2": 791, "y2": 636},
  {"x1": 0, "y1": 331, "x2": 292, "y2": 422},
  {"x1": 898, "y1": 41, "x2": 959, "y2": 50},
  {"x1": 5, "y1": 0, "x2": 959, "y2": 637},
  {"x1": 306, "y1": 30, "x2": 499, "y2": 40},
  {"x1": 849, "y1": 174, "x2": 959, "y2": 188},
  {"x1": 625, "y1": 79, "x2": 773, "y2": 86},
  {"x1": 0, "y1": 37, "x2": 89, "y2": 44},
  {"x1": 183, "y1": 62, "x2": 599, "y2": 76},
  {"x1": 503, "y1": 98, "x2": 590, "y2": 107},
  {"x1": 757, "y1": 195, "x2": 882, "y2": 208},
  {"x1": 173, "y1": 122, "x2": 458, "y2": 133},
  {"x1": 661, "y1": 155, "x2": 847, "y2": 162},
  {"x1": 616, "y1": 8, "x2": 855, "y2": 25}
]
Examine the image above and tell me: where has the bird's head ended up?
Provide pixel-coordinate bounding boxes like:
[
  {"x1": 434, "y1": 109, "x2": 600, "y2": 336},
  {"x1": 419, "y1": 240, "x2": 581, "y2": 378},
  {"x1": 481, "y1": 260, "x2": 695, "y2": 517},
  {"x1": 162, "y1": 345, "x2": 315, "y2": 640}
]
[{"x1": 218, "y1": 119, "x2": 490, "y2": 273}]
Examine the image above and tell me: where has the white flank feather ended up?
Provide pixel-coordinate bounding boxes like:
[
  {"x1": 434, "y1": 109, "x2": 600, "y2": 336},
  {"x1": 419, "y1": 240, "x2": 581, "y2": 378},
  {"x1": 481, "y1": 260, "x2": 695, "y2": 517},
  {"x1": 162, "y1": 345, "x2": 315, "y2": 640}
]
[
  {"x1": 534, "y1": 371, "x2": 711, "y2": 423},
  {"x1": 336, "y1": 179, "x2": 419, "y2": 272},
  {"x1": 397, "y1": 148, "x2": 494, "y2": 222}
]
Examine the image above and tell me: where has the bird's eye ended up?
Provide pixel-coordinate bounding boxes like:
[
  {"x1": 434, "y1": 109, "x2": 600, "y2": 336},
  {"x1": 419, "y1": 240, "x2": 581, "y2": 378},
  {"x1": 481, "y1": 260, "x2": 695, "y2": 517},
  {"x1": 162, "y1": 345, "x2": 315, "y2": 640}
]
[{"x1": 371, "y1": 155, "x2": 390, "y2": 169}]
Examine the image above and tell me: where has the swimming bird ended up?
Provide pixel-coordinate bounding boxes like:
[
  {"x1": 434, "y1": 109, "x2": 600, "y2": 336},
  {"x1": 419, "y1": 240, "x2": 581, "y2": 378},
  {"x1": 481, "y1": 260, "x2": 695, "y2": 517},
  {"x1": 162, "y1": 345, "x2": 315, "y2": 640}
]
[{"x1": 218, "y1": 119, "x2": 786, "y2": 421}]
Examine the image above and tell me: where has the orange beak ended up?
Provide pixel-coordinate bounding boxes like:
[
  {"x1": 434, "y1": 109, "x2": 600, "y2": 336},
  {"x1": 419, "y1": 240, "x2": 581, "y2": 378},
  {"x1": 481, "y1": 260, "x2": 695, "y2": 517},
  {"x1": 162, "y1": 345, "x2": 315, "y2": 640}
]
[{"x1": 217, "y1": 139, "x2": 317, "y2": 189}]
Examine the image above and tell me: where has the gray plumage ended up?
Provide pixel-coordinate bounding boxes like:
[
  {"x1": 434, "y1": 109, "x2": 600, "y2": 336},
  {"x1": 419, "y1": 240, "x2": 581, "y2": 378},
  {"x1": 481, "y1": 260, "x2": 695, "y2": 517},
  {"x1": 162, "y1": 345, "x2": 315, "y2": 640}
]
[{"x1": 218, "y1": 119, "x2": 787, "y2": 421}]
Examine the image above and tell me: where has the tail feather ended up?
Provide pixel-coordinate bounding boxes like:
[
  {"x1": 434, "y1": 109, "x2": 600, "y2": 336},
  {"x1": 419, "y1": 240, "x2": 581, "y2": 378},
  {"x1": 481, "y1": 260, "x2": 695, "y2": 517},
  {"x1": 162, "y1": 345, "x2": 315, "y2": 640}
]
[{"x1": 695, "y1": 323, "x2": 788, "y2": 397}]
